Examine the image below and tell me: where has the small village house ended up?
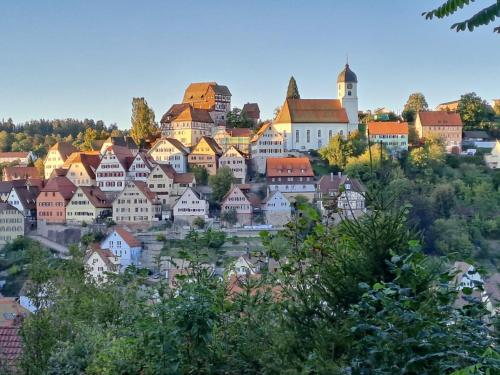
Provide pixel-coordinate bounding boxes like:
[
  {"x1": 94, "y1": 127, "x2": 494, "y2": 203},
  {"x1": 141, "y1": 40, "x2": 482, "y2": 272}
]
[
  {"x1": 146, "y1": 164, "x2": 195, "y2": 208},
  {"x1": 44, "y1": 142, "x2": 77, "y2": 179},
  {"x1": 147, "y1": 137, "x2": 189, "y2": 173},
  {"x1": 62, "y1": 151, "x2": 101, "y2": 187},
  {"x1": 218, "y1": 146, "x2": 247, "y2": 183},
  {"x1": 0, "y1": 151, "x2": 36, "y2": 167},
  {"x1": 415, "y1": 111, "x2": 463, "y2": 153},
  {"x1": 66, "y1": 186, "x2": 111, "y2": 224},
  {"x1": 188, "y1": 136, "x2": 222, "y2": 175},
  {"x1": 126, "y1": 152, "x2": 156, "y2": 182},
  {"x1": 266, "y1": 157, "x2": 315, "y2": 201},
  {"x1": 250, "y1": 122, "x2": 285, "y2": 174},
  {"x1": 99, "y1": 136, "x2": 139, "y2": 156},
  {"x1": 7, "y1": 185, "x2": 39, "y2": 223},
  {"x1": 100, "y1": 227, "x2": 142, "y2": 270},
  {"x1": 172, "y1": 187, "x2": 209, "y2": 224},
  {"x1": 0, "y1": 180, "x2": 28, "y2": 202},
  {"x1": 262, "y1": 190, "x2": 291, "y2": 227},
  {"x1": 112, "y1": 181, "x2": 161, "y2": 224},
  {"x1": 2, "y1": 166, "x2": 40, "y2": 182},
  {"x1": 96, "y1": 145, "x2": 134, "y2": 192},
  {"x1": 36, "y1": 173, "x2": 76, "y2": 224},
  {"x1": 220, "y1": 185, "x2": 261, "y2": 226},
  {"x1": 85, "y1": 247, "x2": 120, "y2": 283},
  {"x1": 316, "y1": 172, "x2": 365, "y2": 217},
  {"x1": 367, "y1": 121, "x2": 409, "y2": 154},
  {"x1": 0, "y1": 203, "x2": 25, "y2": 247}
]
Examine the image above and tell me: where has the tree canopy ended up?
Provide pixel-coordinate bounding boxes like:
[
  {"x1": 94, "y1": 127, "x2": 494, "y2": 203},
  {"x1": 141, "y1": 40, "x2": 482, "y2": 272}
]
[
  {"x1": 286, "y1": 76, "x2": 300, "y2": 99},
  {"x1": 458, "y1": 92, "x2": 495, "y2": 129},
  {"x1": 130, "y1": 97, "x2": 157, "y2": 147},
  {"x1": 402, "y1": 92, "x2": 429, "y2": 122},
  {"x1": 208, "y1": 166, "x2": 235, "y2": 203},
  {"x1": 226, "y1": 108, "x2": 255, "y2": 128}
]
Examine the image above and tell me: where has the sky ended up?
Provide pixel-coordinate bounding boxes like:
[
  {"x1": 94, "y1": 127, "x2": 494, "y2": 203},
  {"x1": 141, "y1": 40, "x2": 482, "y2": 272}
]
[{"x1": 1, "y1": 0, "x2": 499, "y2": 128}]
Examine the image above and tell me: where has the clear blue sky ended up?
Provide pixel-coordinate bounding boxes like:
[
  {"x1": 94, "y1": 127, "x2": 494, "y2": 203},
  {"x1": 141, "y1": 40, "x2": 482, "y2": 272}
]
[{"x1": 1, "y1": 0, "x2": 499, "y2": 128}]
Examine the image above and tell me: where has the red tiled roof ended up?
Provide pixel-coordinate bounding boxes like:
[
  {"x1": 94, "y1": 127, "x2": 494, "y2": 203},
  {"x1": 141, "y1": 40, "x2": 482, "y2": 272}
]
[
  {"x1": 317, "y1": 173, "x2": 365, "y2": 195},
  {"x1": 0, "y1": 152, "x2": 30, "y2": 159},
  {"x1": 226, "y1": 128, "x2": 252, "y2": 137},
  {"x1": 63, "y1": 152, "x2": 101, "y2": 179},
  {"x1": 130, "y1": 180, "x2": 158, "y2": 203},
  {"x1": 417, "y1": 111, "x2": 463, "y2": 127},
  {"x1": 0, "y1": 326, "x2": 22, "y2": 372},
  {"x1": 149, "y1": 137, "x2": 189, "y2": 155},
  {"x1": 107, "y1": 145, "x2": 134, "y2": 171},
  {"x1": 173, "y1": 105, "x2": 214, "y2": 123},
  {"x1": 242, "y1": 103, "x2": 260, "y2": 119},
  {"x1": 367, "y1": 121, "x2": 409, "y2": 136},
  {"x1": 266, "y1": 157, "x2": 314, "y2": 177},
  {"x1": 2, "y1": 166, "x2": 40, "y2": 181},
  {"x1": 173, "y1": 173, "x2": 195, "y2": 184},
  {"x1": 41, "y1": 176, "x2": 76, "y2": 201},
  {"x1": 114, "y1": 227, "x2": 141, "y2": 247},
  {"x1": 275, "y1": 99, "x2": 348, "y2": 124},
  {"x1": 156, "y1": 164, "x2": 177, "y2": 179}
]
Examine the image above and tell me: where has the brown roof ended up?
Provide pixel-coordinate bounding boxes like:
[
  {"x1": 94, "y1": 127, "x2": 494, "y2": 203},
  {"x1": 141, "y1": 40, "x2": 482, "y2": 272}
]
[
  {"x1": 49, "y1": 142, "x2": 77, "y2": 161},
  {"x1": 173, "y1": 105, "x2": 214, "y2": 123},
  {"x1": 160, "y1": 103, "x2": 190, "y2": 124},
  {"x1": 0, "y1": 180, "x2": 27, "y2": 195},
  {"x1": 0, "y1": 152, "x2": 30, "y2": 159},
  {"x1": 266, "y1": 157, "x2": 314, "y2": 177},
  {"x1": 106, "y1": 145, "x2": 134, "y2": 171},
  {"x1": 84, "y1": 247, "x2": 119, "y2": 271},
  {"x1": 79, "y1": 186, "x2": 111, "y2": 208},
  {"x1": 149, "y1": 137, "x2": 189, "y2": 155},
  {"x1": 63, "y1": 152, "x2": 101, "y2": 179},
  {"x1": 417, "y1": 111, "x2": 463, "y2": 127},
  {"x1": 193, "y1": 136, "x2": 223, "y2": 155},
  {"x1": 275, "y1": 99, "x2": 349, "y2": 124},
  {"x1": 367, "y1": 121, "x2": 409, "y2": 136},
  {"x1": 0, "y1": 326, "x2": 23, "y2": 372},
  {"x1": 182, "y1": 82, "x2": 231, "y2": 103},
  {"x1": 155, "y1": 164, "x2": 177, "y2": 179},
  {"x1": 41, "y1": 176, "x2": 76, "y2": 201},
  {"x1": 226, "y1": 128, "x2": 253, "y2": 137},
  {"x1": 173, "y1": 173, "x2": 195, "y2": 184},
  {"x1": 11, "y1": 185, "x2": 39, "y2": 210},
  {"x1": 242, "y1": 103, "x2": 260, "y2": 119},
  {"x1": 105, "y1": 136, "x2": 138, "y2": 150},
  {"x1": 113, "y1": 227, "x2": 141, "y2": 248},
  {"x1": 130, "y1": 181, "x2": 158, "y2": 203},
  {"x1": 3, "y1": 166, "x2": 40, "y2": 181},
  {"x1": 0, "y1": 203, "x2": 18, "y2": 213},
  {"x1": 317, "y1": 173, "x2": 365, "y2": 195}
]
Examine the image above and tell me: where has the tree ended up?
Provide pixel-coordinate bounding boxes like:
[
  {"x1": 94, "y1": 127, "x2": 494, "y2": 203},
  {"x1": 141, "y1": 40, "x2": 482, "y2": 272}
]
[
  {"x1": 458, "y1": 92, "x2": 495, "y2": 129},
  {"x1": 286, "y1": 76, "x2": 300, "y2": 99},
  {"x1": 191, "y1": 166, "x2": 209, "y2": 186},
  {"x1": 319, "y1": 134, "x2": 351, "y2": 169},
  {"x1": 402, "y1": 93, "x2": 428, "y2": 122},
  {"x1": 82, "y1": 128, "x2": 97, "y2": 151},
  {"x1": 221, "y1": 208, "x2": 238, "y2": 226},
  {"x1": 208, "y1": 167, "x2": 234, "y2": 203},
  {"x1": 226, "y1": 108, "x2": 254, "y2": 128},
  {"x1": 130, "y1": 97, "x2": 157, "y2": 147},
  {"x1": 273, "y1": 106, "x2": 282, "y2": 119},
  {"x1": 422, "y1": 1, "x2": 500, "y2": 33},
  {"x1": 192, "y1": 217, "x2": 206, "y2": 229}
]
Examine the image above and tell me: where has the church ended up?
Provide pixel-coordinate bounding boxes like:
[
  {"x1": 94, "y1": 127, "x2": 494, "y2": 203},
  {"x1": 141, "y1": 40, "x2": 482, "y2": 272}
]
[{"x1": 273, "y1": 64, "x2": 359, "y2": 152}]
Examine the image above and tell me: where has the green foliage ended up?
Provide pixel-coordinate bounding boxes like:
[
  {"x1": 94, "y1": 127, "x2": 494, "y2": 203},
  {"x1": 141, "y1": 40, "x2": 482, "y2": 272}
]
[
  {"x1": 286, "y1": 76, "x2": 300, "y2": 99},
  {"x1": 458, "y1": 92, "x2": 495, "y2": 129},
  {"x1": 422, "y1": 0, "x2": 500, "y2": 33},
  {"x1": 226, "y1": 108, "x2": 255, "y2": 128},
  {"x1": 130, "y1": 97, "x2": 157, "y2": 147},
  {"x1": 192, "y1": 216, "x2": 206, "y2": 229},
  {"x1": 208, "y1": 166, "x2": 234, "y2": 203},
  {"x1": 220, "y1": 208, "x2": 238, "y2": 225},
  {"x1": 82, "y1": 128, "x2": 97, "y2": 151},
  {"x1": 319, "y1": 134, "x2": 351, "y2": 169},
  {"x1": 402, "y1": 92, "x2": 429, "y2": 122},
  {"x1": 345, "y1": 143, "x2": 388, "y2": 180},
  {"x1": 191, "y1": 165, "x2": 209, "y2": 186}
]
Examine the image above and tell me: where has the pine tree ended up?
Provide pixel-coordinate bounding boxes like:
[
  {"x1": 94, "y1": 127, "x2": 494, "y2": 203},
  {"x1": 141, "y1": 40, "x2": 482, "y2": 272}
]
[
  {"x1": 130, "y1": 97, "x2": 157, "y2": 147},
  {"x1": 286, "y1": 76, "x2": 300, "y2": 99}
]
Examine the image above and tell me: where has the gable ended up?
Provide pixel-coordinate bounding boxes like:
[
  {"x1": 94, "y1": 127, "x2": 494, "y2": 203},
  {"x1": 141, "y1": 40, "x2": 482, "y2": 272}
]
[{"x1": 223, "y1": 187, "x2": 250, "y2": 205}]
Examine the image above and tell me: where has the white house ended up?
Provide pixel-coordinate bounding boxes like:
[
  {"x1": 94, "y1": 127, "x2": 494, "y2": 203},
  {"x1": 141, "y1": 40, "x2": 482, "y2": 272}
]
[
  {"x1": 172, "y1": 187, "x2": 209, "y2": 224},
  {"x1": 250, "y1": 122, "x2": 285, "y2": 175},
  {"x1": 85, "y1": 247, "x2": 120, "y2": 283},
  {"x1": 96, "y1": 145, "x2": 133, "y2": 192},
  {"x1": 148, "y1": 138, "x2": 189, "y2": 173},
  {"x1": 228, "y1": 255, "x2": 258, "y2": 277},
  {"x1": 7, "y1": 185, "x2": 39, "y2": 222},
  {"x1": 100, "y1": 227, "x2": 142, "y2": 270},
  {"x1": 220, "y1": 185, "x2": 260, "y2": 226},
  {"x1": 266, "y1": 157, "x2": 316, "y2": 201},
  {"x1": 262, "y1": 190, "x2": 291, "y2": 227},
  {"x1": 44, "y1": 142, "x2": 77, "y2": 179},
  {"x1": 218, "y1": 146, "x2": 247, "y2": 183},
  {"x1": 112, "y1": 181, "x2": 161, "y2": 224},
  {"x1": 126, "y1": 152, "x2": 156, "y2": 182}
]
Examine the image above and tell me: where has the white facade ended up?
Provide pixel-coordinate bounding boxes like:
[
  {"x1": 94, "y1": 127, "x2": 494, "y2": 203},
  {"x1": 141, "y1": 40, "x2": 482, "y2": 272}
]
[
  {"x1": 273, "y1": 123, "x2": 349, "y2": 151},
  {"x1": 96, "y1": 148, "x2": 129, "y2": 192},
  {"x1": 101, "y1": 229, "x2": 142, "y2": 270},
  {"x1": 148, "y1": 138, "x2": 188, "y2": 173},
  {"x1": 268, "y1": 182, "x2": 316, "y2": 200},
  {"x1": 127, "y1": 153, "x2": 154, "y2": 182},
  {"x1": 218, "y1": 147, "x2": 247, "y2": 183},
  {"x1": 173, "y1": 187, "x2": 209, "y2": 222},
  {"x1": 112, "y1": 181, "x2": 161, "y2": 223},
  {"x1": 338, "y1": 79, "x2": 358, "y2": 127},
  {"x1": 228, "y1": 255, "x2": 257, "y2": 277},
  {"x1": 85, "y1": 250, "x2": 119, "y2": 283},
  {"x1": 250, "y1": 124, "x2": 284, "y2": 174},
  {"x1": 262, "y1": 190, "x2": 291, "y2": 227}
]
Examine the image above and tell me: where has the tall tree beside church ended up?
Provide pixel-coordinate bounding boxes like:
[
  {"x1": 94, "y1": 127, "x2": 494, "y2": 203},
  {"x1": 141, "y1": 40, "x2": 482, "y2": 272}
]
[
  {"x1": 402, "y1": 93, "x2": 428, "y2": 122},
  {"x1": 130, "y1": 97, "x2": 157, "y2": 147},
  {"x1": 286, "y1": 76, "x2": 300, "y2": 99}
]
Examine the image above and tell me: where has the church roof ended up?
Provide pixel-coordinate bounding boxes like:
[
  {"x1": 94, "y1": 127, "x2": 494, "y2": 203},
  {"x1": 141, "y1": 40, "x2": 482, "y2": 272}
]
[
  {"x1": 275, "y1": 99, "x2": 348, "y2": 124},
  {"x1": 337, "y1": 63, "x2": 358, "y2": 83}
]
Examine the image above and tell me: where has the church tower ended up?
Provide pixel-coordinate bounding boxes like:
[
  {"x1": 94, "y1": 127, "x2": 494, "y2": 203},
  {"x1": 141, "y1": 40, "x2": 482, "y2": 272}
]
[{"x1": 337, "y1": 63, "x2": 359, "y2": 129}]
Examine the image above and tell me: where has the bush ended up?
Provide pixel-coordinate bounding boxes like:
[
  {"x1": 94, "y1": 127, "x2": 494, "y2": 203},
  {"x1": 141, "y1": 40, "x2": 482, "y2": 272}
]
[
  {"x1": 156, "y1": 234, "x2": 167, "y2": 242},
  {"x1": 193, "y1": 217, "x2": 206, "y2": 229}
]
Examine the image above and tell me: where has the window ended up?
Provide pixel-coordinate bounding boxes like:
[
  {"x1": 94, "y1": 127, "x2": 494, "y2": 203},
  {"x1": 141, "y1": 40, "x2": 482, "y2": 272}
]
[
  {"x1": 318, "y1": 129, "x2": 321, "y2": 138},
  {"x1": 295, "y1": 130, "x2": 299, "y2": 143},
  {"x1": 306, "y1": 130, "x2": 310, "y2": 143}
]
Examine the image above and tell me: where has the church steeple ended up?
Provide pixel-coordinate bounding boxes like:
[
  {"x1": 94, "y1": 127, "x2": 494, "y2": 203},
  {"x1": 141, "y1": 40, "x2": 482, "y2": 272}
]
[{"x1": 337, "y1": 62, "x2": 359, "y2": 127}]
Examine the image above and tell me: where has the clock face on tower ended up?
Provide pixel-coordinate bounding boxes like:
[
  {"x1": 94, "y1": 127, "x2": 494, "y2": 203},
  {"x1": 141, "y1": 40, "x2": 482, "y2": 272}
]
[{"x1": 347, "y1": 83, "x2": 353, "y2": 89}]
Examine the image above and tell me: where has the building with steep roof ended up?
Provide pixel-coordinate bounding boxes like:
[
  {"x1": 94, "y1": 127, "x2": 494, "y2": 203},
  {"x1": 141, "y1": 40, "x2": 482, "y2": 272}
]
[
  {"x1": 218, "y1": 146, "x2": 247, "y2": 183},
  {"x1": 36, "y1": 174, "x2": 76, "y2": 224},
  {"x1": 112, "y1": 181, "x2": 161, "y2": 224},
  {"x1": 99, "y1": 136, "x2": 139, "y2": 156},
  {"x1": 44, "y1": 142, "x2": 77, "y2": 179},
  {"x1": 100, "y1": 227, "x2": 142, "y2": 270},
  {"x1": 96, "y1": 145, "x2": 134, "y2": 192},
  {"x1": 62, "y1": 151, "x2": 101, "y2": 186},
  {"x1": 0, "y1": 203, "x2": 25, "y2": 246},
  {"x1": 66, "y1": 186, "x2": 112, "y2": 224},
  {"x1": 220, "y1": 185, "x2": 261, "y2": 226},
  {"x1": 0, "y1": 180, "x2": 28, "y2": 202},
  {"x1": 2, "y1": 166, "x2": 40, "y2": 182},
  {"x1": 367, "y1": 121, "x2": 409, "y2": 154},
  {"x1": 188, "y1": 136, "x2": 223, "y2": 175},
  {"x1": 242, "y1": 103, "x2": 260, "y2": 124},
  {"x1": 266, "y1": 157, "x2": 315, "y2": 200},
  {"x1": 262, "y1": 190, "x2": 291, "y2": 227},
  {"x1": 172, "y1": 187, "x2": 209, "y2": 224},
  {"x1": 160, "y1": 103, "x2": 214, "y2": 147},
  {"x1": 250, "y1": 122, "x2": 285, "y2": 174},
  {"x1": 415, "y1": 111, "x2": 463, "y2": 153},
  {"x1": 146, "y1": 163, "x2": 195, "y2": 210},
  {"x1": 126, "y1": 151, "x2": 156, "y2": 182},
  {"x1": 85, "y1": 247, "x2": 120, "y2": 283},
  {"x1": 181, "y1": 82, "x2": 231, "y2": 125},
  {"x1": 7, "y1": 185, "x2": 39, "y2": 222},
  {"x1": 316, "y1": 172, "x2": 365, "y2": 217},
  {"x1": 148, "y1": 137, "x2": 189, "y2": 173}
]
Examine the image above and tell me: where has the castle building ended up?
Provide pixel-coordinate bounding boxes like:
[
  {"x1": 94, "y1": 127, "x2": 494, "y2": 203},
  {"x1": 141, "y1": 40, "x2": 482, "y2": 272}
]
[{"x1": 181, "y1": 82, "x2": 231, "y2": 125}]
